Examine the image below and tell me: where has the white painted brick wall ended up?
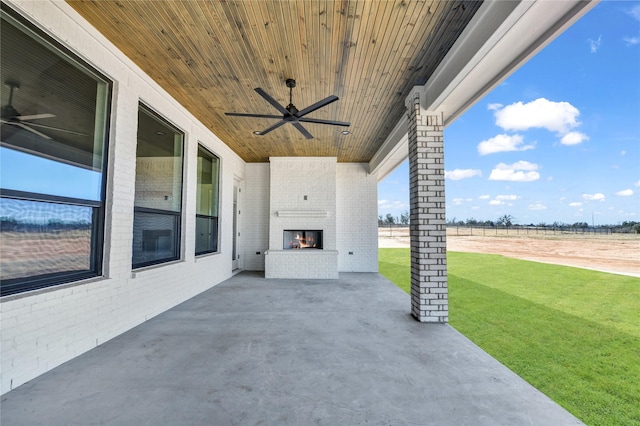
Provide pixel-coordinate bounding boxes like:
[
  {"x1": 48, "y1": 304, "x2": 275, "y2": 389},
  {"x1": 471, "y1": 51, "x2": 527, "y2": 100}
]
[
  {"x1": 134, "y1": 157, "x2": 183, "y2": 211},
  {"x1": 1, "y1": 0, "x2": 245, "y2": 395},
  {"x1": 336, "y1": 164, "x2": 379, "y2": 272},
  {"x1": 242, "y1": 161, "x2": 379, "y2": 275},
  {"x1": 265, "y1": 158, "x2": 338, "y2": 278},
  {"x1": 243, "y1": 164, "x2": 270, "y2": 271},
  {"x1": 268, "y1": 157, "x2": 337, "y2": 250},
  {"x1": 407, "y1": 94, "x2": 448, "y2": 323},
  {"x1": 265, "y1": 250, "x2": 339, "y2": 279},
  {"x1": 0, "y1": 0, "x2": 384, "y2": 396}
]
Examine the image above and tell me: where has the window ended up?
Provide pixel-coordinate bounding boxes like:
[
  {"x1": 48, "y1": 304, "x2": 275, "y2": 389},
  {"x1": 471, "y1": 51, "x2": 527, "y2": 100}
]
[
  {"x1": 132, "y1": 105, "x2": 184, "y2": 268},
  {"x1": 0, "y1": 6, "x2": 111, "y2": 296},
  {"x1": 195, "y1": 145, "x2": 220, "y2": 255}
]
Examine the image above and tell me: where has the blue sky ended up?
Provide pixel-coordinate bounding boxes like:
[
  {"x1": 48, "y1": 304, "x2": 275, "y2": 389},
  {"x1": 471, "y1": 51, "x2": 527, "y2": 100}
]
[{"x1": 378, "y1": 1, "x2": 640, "y2": 226}]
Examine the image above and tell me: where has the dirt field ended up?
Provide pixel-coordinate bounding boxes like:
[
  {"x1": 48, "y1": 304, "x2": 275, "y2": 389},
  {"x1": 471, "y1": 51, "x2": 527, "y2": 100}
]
[
  {"x1": 0, "y1": 231, "x2": 91, "y2": 280},
  {"x1": 379, "y1": 227, "x2": 640, "y2": 277}
]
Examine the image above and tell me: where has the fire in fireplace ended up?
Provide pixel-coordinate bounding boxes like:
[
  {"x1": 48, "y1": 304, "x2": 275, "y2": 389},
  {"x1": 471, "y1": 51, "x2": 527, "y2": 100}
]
[{"x1": 283, "y1": 230, "x2": 323, "y2": 250}]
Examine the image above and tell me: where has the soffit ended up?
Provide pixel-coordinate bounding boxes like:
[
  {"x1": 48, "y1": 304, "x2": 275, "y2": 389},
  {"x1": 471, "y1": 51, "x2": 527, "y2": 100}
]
[{"x1": 66, "y1": 0, "x2": 482, "y2": 163}]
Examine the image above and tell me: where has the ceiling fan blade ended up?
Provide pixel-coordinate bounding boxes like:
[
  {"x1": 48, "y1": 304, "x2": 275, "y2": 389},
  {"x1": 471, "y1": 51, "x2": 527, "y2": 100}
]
[
  {"x1": 17, "y1": 113, "x2": 55, "y2": 121},
  {"x1": 224, "y1": 112, "x2": 283, "y2": 119},
  {"x1": 1, "y1": 119, "x2": 53, "y2": 139},
  {"x1": 292, "y1": 123, "x2": 313, "y2": 139},
  {"x1": 299, "y1": 117, "x2": 351, "y2": 127},
  {"x1": 254, "y1": 88, "x2": 289, "y2": 115},
  {"x1": 296, "y1": 95, "x2": 339, "y2": 118},
  {"x1": 256, "y1": 119, "x2": 286, "y2": 136},
  {"x1": 26, "y1": 122, "x2": 89, "y2": 136}
]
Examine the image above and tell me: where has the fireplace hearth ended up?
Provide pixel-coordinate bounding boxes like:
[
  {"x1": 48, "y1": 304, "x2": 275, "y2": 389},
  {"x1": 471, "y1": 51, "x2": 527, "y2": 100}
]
[{"x1": 283, "y1": 230, "x2": 323, "y2": 250}]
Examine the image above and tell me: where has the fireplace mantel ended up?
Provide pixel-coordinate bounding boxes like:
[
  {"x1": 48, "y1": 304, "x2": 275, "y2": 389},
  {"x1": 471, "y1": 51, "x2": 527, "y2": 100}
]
[{"x1": 277, "y1": 210, "x2": 328, "y2": 218}]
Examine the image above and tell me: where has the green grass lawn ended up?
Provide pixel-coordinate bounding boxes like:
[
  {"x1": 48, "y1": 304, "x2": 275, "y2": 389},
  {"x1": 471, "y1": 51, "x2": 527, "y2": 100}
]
[{"x1": 379, "y1": 248, "x2": 640, "y2": 426}]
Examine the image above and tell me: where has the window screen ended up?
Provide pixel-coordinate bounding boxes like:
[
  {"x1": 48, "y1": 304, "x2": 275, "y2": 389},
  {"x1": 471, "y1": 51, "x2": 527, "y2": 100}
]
[
  {"x1": 132, "y1": 105, "x2": 184, "y2": 268},
  {"x1": 195, "y1": 145, "x2": 220, "y2": 255}
]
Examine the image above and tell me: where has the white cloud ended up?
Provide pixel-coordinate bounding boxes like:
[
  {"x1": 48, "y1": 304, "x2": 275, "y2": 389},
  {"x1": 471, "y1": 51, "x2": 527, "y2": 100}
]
[
  {"x1": 621, "y1": 150, "x2": 627, "y2": 156},
  {"x1": 487, "y1": 103, "x2": 503, "y2": 111},
  {"x1": 616, "y1": 189, "x2": 634, "y2": 196},
  {"x1": 510, "y1": 160, "x2": 538, "y2": 171},
  {"x1": 628, "y1": 4, "x2": 640, "y2": 21},
  {"x1": 569, "y1": 202, "x2": 582, "y2": 207},
  {"x1": 582, "y1": 193, "x2": 605, "y2": 201},
  {"x1": 589, "y1": 35, "x2": 602, "y2": 53},
  {"x1": 477, "y1": 134, "x2": 535, "y2": 155},
  {"x1": 560, "y1": 131, "x2": 589, "y2": 146},
  {"x1": 493, "y1": 98, "x2": 582, "y2": 135},
  {"x1": 529, "y1": 203, "x2": 547, "y2": 211},
  {"x1": 489, "y1": 161, "x2": 540, "y2": 182},
  {"x1": 478, "y1": 195, "x2": 491, "y2": 200},
  {"x1": 445, "y1": 169, "x2": 482, "y2": 180},
  {"x1": 624, "y1": 36, "x2": 640, "y2": 46},
  {"x1": 487, "y1": 194, "x2": 520, "y2": 207},
  {"x1": 635, "y1": 180, "x2": 640, "y2": 187},
  {"x1": 496, "y1": 195, "x2": 520, "y2": 201},
  {"x1": 452, "y1": 198, "x2": 464, "y2": 205},
  {"x1": 378, "y1": 199, "x2": 408, "y2": 210}
]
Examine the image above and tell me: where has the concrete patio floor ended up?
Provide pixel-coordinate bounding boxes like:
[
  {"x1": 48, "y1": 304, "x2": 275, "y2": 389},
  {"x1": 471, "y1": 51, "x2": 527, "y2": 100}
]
[{"x1": 1, "y1": 272, "x2": 583, "y2": 425}]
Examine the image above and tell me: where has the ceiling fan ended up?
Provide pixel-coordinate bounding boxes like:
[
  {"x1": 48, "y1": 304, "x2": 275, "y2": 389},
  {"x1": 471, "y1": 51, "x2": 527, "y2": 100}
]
[
  {"x1": 1, "y1": 80, "x2": 87, "y2": 140},
  {"x1": 225, "y1": 79, "x2": 350, "y2": 139}
]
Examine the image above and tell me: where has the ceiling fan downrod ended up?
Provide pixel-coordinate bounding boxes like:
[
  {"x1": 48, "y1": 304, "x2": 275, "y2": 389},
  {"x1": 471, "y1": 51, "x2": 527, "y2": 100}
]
[{"x1": 286, "y1": 78, "x2": 296, "y2": 113}]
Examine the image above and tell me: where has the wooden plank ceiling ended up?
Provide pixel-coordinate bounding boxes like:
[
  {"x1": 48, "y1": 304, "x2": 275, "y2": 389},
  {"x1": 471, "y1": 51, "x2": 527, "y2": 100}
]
[{"x1": 67, "y1": 0, "x2": 482, "y2": 163}]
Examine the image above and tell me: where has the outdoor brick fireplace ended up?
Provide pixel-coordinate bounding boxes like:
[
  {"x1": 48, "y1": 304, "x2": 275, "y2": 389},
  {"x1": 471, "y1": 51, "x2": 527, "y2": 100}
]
[
  {"x1": 283, "y1": 230, "x2": 323, "y2": 250},
  {"x1": 265, "y1": 157, "x2": 339, "y2": 279}
]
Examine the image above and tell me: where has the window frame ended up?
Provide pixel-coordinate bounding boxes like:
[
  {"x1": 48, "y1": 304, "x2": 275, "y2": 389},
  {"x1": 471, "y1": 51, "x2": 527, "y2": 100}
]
[
  {"x1": 0, "y1": 5, "x2": 112, "y2": 297},
  {"x1": 195, "y1": 144, "x2": 221, "y2": 256},
  {"x1": 132, "y1": 103, "x2": 185, "y2": 269}
]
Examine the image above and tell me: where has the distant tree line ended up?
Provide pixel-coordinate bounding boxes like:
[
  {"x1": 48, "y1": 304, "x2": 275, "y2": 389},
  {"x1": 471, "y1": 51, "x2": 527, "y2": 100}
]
[
  {"x1": 0, "y1": 217, "x2": 91, "y2": 232},
  {"x1": 378, "y1": 211, "x2": 409, "y2": 226}
]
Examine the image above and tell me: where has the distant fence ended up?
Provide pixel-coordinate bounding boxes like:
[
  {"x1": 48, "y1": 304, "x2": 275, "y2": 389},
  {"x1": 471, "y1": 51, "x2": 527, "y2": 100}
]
[
  {"x1": 448, "y1": 225, "x2": 627, "y2": 236},
  {"x1": 378, "y1": 225, "x2": 409, "y2": 237},
  {"x1": 378, "y1": 224, "x2": 636, "y2": 237}
]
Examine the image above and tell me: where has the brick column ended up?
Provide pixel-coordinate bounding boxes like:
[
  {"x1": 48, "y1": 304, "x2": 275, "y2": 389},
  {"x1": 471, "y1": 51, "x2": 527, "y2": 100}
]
[{"x1": 406, "y1": 89, "x2": 448, "y2": 323}]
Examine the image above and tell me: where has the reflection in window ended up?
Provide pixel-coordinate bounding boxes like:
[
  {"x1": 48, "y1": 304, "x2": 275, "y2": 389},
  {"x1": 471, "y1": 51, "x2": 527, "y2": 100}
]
[
  {"x1": 0, "y1": 198, "x2": 94, "y2": 281},
  {"x1": 195, "y1": 146, "x2": 220, "y2": 255},
  {"x1": 132, "y1": 105, "x2": 183, "y2": 268},
  {"x1": 0, "y1": 147, "x2": 103, "y2": 200},
  {"x1": 0, "y1": 7, "x2": 110, "y2": 296}
]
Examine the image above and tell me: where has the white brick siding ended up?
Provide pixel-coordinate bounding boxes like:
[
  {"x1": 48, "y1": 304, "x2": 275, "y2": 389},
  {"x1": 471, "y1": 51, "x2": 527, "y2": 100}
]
[
  {"x1": 1, "y1": 0, "x2": 245, "y2": 394},
  {"x1": 243, "y1": 164, "x2": 270, "y2": 271},
  {"x1": 336, "y1": 164, "x2": 379, "y2": 272},
  {"x1": 268, "y1": 157, "x2": 338, "y2": 250},
  {"x1": 406, "y1": 90, "x2": 448, "y2": 323},
  {"x1": 1, "y1": 1, "x2": 380, "y2": 395},
  {"x1": 265, "y1": 250, "x2": 339, "y2": 279},
  {"x1": 265, "y1": 157, "x2": 338, "y2": 279},
  {"x1": 252, "y1": 159, "x2": 378, "y2": 278}
]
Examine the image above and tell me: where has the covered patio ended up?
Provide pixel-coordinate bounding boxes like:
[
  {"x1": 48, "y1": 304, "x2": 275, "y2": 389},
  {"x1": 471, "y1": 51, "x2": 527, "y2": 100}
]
[
  {"x1": 1, "y1": 0, "x2": 597, "y2": 401},
  {"x1": 1, "y1": 272, "x2": 582, "y2": 425}
]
